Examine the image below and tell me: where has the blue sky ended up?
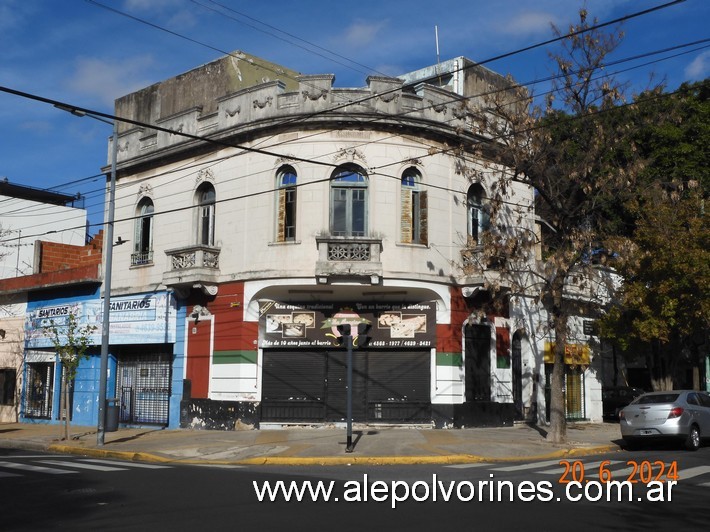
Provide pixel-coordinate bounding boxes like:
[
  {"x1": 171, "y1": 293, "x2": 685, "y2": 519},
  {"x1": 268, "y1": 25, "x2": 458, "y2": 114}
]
[{"x1": 1, "y1": 0, "x2": 708, "y2": 233}]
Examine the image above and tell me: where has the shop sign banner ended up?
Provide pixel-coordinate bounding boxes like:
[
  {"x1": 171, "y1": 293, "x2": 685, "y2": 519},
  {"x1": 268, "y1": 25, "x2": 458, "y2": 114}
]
[
  {"x1": 258, "y1": 300, "x2": 436, "y2": 349},
  {"x1": 543, "y1": 341, "x2": 591, "y2": 365},
  {"x1": 25, "y1": 293, "x2": 177, "y2": 348}
]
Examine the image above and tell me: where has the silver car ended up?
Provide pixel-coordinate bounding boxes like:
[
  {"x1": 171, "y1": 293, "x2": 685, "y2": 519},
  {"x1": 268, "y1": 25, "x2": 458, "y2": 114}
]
[{"x1": 619, "y1": 390, "x2": 710, "y2": 451}]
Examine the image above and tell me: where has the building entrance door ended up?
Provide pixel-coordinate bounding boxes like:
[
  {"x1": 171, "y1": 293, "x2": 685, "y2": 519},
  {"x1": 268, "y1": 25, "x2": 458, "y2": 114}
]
[{"x1": 117, "y1": 354, "x2": 171, "y2": 425}]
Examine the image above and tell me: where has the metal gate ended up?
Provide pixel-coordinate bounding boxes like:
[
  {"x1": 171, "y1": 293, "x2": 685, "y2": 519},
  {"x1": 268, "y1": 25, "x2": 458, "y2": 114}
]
[
  {"x1": 117, "y1": 354, "x2": 171, "y2": 425},
  {"x1": 24, "y1": 362, "x2": 54, "y2": 419},
  {"x1": 261, "y1": 350, "x2": 431, "y2": 423}
]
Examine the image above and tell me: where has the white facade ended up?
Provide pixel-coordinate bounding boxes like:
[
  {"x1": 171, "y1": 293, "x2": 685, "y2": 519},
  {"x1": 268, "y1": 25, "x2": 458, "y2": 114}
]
[{"x1": 104, "y1": 53, "x2": 604, "y2": 428}]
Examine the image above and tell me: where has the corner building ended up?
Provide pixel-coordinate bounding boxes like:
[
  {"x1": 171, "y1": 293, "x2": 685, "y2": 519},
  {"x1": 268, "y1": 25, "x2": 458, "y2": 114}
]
[{"x1": 107, "y1": 52, "x2": 600, "y2": 429}]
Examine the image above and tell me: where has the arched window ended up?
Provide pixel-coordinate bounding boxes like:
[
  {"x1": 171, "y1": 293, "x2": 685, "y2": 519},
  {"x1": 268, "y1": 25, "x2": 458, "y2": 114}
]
[
  {"x1": 276, "y1": 166, "x2": 297, "y2": 242},
  {"x1": 196, "y1": 182, "x2": 216, "y2": 246},
  {"x1": 330, "y1": 164, "x2": 367, "y2": 237},
  {"x1": 401, "y1": 167, "x2": 428, "y2": 245},
  {"x1": 133, "y1": 197, "x2": 154, "y2": 265},
  {"x1": 467, "y1": 183, "x2": 489, "y2": 246}
]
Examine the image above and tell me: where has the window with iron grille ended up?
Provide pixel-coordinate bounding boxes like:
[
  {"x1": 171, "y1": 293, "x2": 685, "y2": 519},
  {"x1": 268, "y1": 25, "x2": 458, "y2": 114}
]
[
  {"x1": 24, "y1": 363, "x2": 53, "y2": 419},
  {"x1": 196, "y1": 182, "x2": 216, "y2": 246},
  {"x1": 132, "y1": 197, "x2": 154, "y2": 266}
]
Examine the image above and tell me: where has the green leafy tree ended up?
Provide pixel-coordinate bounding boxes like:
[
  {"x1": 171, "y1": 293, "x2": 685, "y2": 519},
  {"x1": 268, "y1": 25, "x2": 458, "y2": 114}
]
[
  {"x1": 43, "y1": 313, "x2": 96, "y2": 440},
  {"x1": 600, "y1": 81, "x2": 710, "y2": 389}
]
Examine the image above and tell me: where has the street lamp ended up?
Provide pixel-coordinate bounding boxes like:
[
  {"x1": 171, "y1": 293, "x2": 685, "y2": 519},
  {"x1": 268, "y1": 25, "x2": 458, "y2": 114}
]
[
  {"x1": 96, "y1": 118, "x2": 117, "y2": 446},
  {"x1": 55, "y1": 104, "x2": 116, "y2": 446}
]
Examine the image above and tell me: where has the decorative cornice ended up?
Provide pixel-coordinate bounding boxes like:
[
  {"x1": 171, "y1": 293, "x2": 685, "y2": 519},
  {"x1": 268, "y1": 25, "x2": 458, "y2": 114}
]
[
  {"x1": 334, "y1": 147, "x2": 367, "y2": 165},
  {"x1": 253, "y1": 96, "x2": 273, "y2": 109},
  {"x1": 225, "y1": 106, "x2": 241, "y2": 118},
  {"x1": 302, "y1": 89, "x2": 328, "y2": 101}
]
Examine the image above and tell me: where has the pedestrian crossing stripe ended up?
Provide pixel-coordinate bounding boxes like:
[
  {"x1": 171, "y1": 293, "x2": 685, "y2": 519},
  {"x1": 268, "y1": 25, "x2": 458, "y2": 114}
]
[
  {"x1": 0, "y1": 461, "x2": 77, "y2": 475},
  {"x1": 39, "y1": 460, "x2": 127, "y2": 472},
  {"x1": 490, "y1": 459, "x2": 563, "y2": 472},
  {"x1": 672, "y1": 465, "x2": 710, "y2": 480},
  {"x1": 79, "y1": 459, "x2": 172, "y2": 469}
]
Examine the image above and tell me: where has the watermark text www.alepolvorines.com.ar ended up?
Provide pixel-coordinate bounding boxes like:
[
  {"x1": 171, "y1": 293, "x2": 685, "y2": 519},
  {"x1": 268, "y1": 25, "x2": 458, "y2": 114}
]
[{"x1": 253, "y1": 473, "x2": 676, "y2": 508}]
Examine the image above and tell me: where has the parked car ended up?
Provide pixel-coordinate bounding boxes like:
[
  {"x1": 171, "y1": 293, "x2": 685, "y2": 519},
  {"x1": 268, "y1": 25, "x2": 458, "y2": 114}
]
[
  {"x1": 602, "y1": 386, "x2": 644, "y2": 420},
  {"x1": 619, "y1": 390, "x2": 710, "y2": 451}
]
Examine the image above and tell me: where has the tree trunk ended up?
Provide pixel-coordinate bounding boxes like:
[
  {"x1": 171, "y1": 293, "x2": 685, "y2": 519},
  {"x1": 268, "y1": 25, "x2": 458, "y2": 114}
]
[
  {"x1": 63, "y1": 374, "x2": 70, "y2": 441},
  {"x1": 59, "y1": 371, "x2": 69, "y2": 441},
  {"x1": 548, "y1": 276, "x2": 568, "y2": 444}
]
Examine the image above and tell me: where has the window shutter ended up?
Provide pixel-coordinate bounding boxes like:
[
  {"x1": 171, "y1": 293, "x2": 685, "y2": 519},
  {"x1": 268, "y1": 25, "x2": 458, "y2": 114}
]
[
  {"x1": 277, "y1": 188, "x2": 286, "y2": 243},
  {"x1": 419, "y1": 191, "x2": 428, "y2": 246},
  {"x1": 401, "y1": 188, "x2": 412, "y2": 243}
]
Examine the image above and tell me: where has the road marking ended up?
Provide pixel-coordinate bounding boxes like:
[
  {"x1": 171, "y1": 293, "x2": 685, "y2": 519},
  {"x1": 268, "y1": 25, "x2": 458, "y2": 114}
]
[
  {"x1": 0, "y1": 454, "x2": 71, "y2": 459},
  {"x1": 491, "y1": 459, "x2": 565, "y2": 472},
  {"x1": 39, "y1": 460, "x2": 127, "y2": 472},
  {"x1": 676, "y1": 465, "x2": 710, "y2": 481},
  {"x1": 79, "y1": 459, "x2": 172, "y2": 469},
  {"x1": 0, "y1": 461, "x2": 77, "y2": 475},
  {"x1": 445, "y1": 463, "x2": 493, "y2": 469},
  {"x1": 192, "y1": 464, "x2": 247, "y2": 469}
]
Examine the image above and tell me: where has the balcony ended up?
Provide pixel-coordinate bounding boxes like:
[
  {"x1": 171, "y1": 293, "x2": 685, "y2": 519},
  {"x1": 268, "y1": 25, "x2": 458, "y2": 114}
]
[
  {"x1": 162, "y1": 245, "x2": 220, "y2": 295},
  {"x1": 315, "y1": 236, "x2": 383, "y2": 283}
]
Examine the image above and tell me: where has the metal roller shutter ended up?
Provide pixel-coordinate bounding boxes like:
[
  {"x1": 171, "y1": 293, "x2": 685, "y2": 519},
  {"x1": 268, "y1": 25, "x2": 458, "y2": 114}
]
[
  {"x1": 367, "y1": 351, "x2": 431, "y2": 422},
  {"x1": 261, "y1": 351, "x2": 326, "y2": 421}
]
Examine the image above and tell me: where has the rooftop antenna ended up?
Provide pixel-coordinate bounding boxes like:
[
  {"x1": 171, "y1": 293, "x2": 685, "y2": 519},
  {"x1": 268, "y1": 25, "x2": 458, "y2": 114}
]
[{"x1": 435, "y1": 25, "x2": 442, "y2": 86}]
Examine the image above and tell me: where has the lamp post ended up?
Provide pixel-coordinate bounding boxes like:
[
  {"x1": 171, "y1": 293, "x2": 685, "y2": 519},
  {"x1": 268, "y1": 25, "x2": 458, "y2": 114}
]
[
  {"x1": 96, "y1": 118, "x2": 118, "y2": 446},
  {"x1": 55, "y1": 104, "x2": 116, "y2": 446}
]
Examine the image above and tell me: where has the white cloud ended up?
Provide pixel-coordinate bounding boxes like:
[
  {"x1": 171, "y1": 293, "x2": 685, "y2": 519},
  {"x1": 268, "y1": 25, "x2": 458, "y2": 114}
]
[
  {"x1": 19, "y1": 120, "x2": 53, "y2": 135},
  {"x1": 503, "y1": 11, "x2": 559, "y2": 36},
  {"x1": 65, "y1": 56, "x2": 156, "y2": 106},
  {"x1": 685, "y1": 50, "x2": 710, "y2": 80},
  {"x1": 343, "y1": 19, "x2": 387, "y2": 47}
]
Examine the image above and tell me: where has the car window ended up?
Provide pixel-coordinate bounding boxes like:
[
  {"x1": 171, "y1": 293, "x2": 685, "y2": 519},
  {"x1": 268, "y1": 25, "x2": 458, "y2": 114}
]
[
  {"x1": 687, "y1": 393, "x2": 700, "y2": 406},
  {"x1": 635, "y1": 393, "x2": 679, "y2": 404},
  {"x1": 698, "y1": 393, "x2": 710, "y2": 408}
]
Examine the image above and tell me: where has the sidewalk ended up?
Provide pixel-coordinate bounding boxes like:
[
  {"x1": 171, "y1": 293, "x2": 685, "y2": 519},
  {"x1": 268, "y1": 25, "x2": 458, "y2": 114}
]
[{"x1": 0, "y1": 421, "x2": 623, "y2": 466}]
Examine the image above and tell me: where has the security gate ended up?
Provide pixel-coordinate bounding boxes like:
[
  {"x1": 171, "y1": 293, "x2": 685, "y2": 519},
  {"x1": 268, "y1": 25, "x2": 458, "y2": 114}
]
[
  {"x1": 117, "y1": 354, "x2": 171, "y2": 425},
  {"x1": 261, "y1": 350, "x2": 431, "y2": 423},
  {"x1": 24, "y1": 362, "x2": 54, "y2": 419}
]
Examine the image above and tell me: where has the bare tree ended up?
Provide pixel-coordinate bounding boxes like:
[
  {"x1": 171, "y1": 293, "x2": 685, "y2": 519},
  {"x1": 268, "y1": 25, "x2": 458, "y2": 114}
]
[
  {"x1": 461, "y1": 9, "x2": 643, "y2": 443},
  {"x1": 43, "y1": 313, "x2": 96, "y2": 441}
]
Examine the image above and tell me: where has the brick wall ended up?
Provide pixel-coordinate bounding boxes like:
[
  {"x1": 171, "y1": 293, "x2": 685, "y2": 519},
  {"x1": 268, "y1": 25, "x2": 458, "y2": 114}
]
[{"x1": 39, "y1": 230, "x2": 103, "y2": 272}]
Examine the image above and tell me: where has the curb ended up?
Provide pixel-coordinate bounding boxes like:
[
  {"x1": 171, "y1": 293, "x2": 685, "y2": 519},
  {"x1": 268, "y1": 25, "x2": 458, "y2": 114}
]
[{"x1": 43, "y1": 443, "x2": 621, "y2": 467}]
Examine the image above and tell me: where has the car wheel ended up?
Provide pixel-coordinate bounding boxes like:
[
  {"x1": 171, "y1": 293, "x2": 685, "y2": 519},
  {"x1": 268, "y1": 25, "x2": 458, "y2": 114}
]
[{"x1": 685, "y1": 425, "x2": 701, "y2": 451}]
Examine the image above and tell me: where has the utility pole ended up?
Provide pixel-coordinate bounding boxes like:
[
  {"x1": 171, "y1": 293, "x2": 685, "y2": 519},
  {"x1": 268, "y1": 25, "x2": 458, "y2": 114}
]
[
  {"x1": 338, "y1": 324, "x2": 355, "y2": 453},
  {"x1": 55, "y1": 105, "x2": 116, "y2": 446},
  {"x1": 97, "y1": 118, "x2": 117, "y2": 446}
]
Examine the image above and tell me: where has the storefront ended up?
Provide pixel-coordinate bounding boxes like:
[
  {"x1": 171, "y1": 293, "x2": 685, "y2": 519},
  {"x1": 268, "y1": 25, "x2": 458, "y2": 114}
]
[
  {"x1": 22, "y1": 291, "x2": 179, "y2": 427},
  {"x1": 259, "y1": 300, "x2": 436, "y2": 424},
  {"x1": 543, "y1": 341, "x2": 591, "y2": 421}
]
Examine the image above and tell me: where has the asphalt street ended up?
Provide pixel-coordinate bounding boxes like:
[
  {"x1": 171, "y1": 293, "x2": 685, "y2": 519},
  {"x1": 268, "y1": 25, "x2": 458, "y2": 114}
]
[{"x1": 1, "y1": 447, "x2": 708, "y2": 531}]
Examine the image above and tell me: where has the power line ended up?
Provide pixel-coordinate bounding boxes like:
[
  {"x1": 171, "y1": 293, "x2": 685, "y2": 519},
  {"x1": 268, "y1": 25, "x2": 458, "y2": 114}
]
[
  {"x1": 3, "y1": 37, "x2": 706, "y2": 239},
  {"x1": 0, "y1": 2, "x2": 696, "y2": 238}
]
